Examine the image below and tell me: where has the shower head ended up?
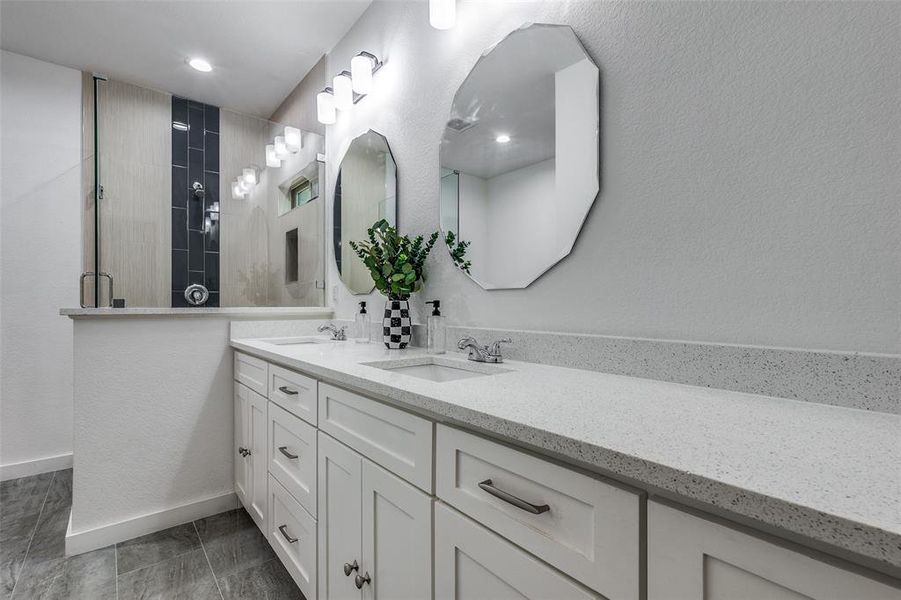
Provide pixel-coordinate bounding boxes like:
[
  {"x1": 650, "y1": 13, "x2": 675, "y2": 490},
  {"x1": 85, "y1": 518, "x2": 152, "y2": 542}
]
[{"x1": 192, "y1": 181, "x2": 205, "y2": 198}]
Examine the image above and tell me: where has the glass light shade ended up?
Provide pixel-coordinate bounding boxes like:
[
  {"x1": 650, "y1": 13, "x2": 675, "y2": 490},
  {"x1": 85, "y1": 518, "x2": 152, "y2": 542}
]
[
  {"x1": 238, "y1": 177, "x2": 252, "y2": 193},
  {"x1": 317, "y1": 90, "x2": 336, "y2": 125},
  {"x1": 351, "y1": 55, "x2": 373, "y2": 95},
  {"x1": 242, "y1": 168, "x2": 257, "y2": 186},
  {"x1": 333, "y1": 73, "x2": 354, "y2": 111},
  {"x1": 265, "y1": 144, "x2": 280, "y2": 168},
  {"x1": 429, "y1": 0, "x2": 455, "y2": 30},
  {"x1": 231, "y1": 181, "x2": 245, "y2": 199},
  {"x1": 274, "y1": 136, "x2": 290, "y2": 159},
  {"x1": 284, "y1": 126, "x2": 302, "y2": 152}
]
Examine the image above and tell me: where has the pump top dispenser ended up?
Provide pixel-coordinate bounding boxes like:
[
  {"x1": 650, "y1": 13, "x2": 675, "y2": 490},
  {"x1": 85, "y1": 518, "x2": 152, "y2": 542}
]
[
  {"x1": 425, "y1": 300, "x2": 446, "y2": 354},
  {"x1": 355, "y1": 301, "x2": 371, "y2": 343}
]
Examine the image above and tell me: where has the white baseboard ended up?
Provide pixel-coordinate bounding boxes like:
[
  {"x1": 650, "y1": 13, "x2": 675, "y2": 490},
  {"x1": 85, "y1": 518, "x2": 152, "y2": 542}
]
[
  {"x1": 0, "y1": 453, "x2": 73, "y2": 481},
  {"x1": 65, "y1": 491, "x2": 237, "y2": 556}
]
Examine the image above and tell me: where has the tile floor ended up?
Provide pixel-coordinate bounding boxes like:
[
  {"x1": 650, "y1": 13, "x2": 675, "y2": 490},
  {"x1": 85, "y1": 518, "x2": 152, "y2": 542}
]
[{"x1": 1, "y1": 469, "x2": 304, "y2": 599}]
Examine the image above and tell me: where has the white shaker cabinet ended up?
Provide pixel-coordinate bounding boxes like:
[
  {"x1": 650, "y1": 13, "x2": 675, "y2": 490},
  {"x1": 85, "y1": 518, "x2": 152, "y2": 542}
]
[
  {"x1": 318, "y1": 431, "x2": 433, "y2": 600},
  {"x1": 435, "y1": 503, "x2": 602, "y2": 600},
  {"x1": 234, "y1": 382, "x2": 268, "y2": 533},
  {"x1": 648, "y1": 501, "x2": 901, "y2": 600}
]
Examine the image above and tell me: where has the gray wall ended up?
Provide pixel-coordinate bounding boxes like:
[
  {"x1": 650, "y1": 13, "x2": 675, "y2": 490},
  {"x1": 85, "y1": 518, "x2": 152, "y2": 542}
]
[{"x1": 305, "y1": 1, "x2": 898, "y2": 354}]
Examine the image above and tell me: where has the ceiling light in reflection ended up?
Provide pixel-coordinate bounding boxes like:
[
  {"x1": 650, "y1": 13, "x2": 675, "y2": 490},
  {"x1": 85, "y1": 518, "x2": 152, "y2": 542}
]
[
  {"x1": 317, "y1": 89, "x2": 336, "y2": 125},
  {"x1": 274, "y1": 136, "x2": 290, "y2": 159},
  {"x1": 284, "y1": 127, "x2": 302, "y2": 152},
  {"x1": 429, "y1": 0, "x2": 455, "y2": 30},
  {"x1": 495, "y1": 134, "x2": 511, "y2": 143},
  {"x1": 242, "y1": 168, "x2": 257, "y2": 186},
  {"x1": 187, "y1": 58, "x2": 212, "y2": 72},
  {"x1": 266, "y1": 144, "x2": 281, "y2": 168}
]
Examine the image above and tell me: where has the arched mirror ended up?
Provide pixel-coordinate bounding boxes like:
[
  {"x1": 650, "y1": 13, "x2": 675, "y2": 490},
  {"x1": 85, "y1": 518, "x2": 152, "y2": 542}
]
[
  {"x1": 439, "y1": 23, "x2": 599, "y2": 289},
  {"x1": 334, "y1": 130, "x2": 397, "y2": 294}
]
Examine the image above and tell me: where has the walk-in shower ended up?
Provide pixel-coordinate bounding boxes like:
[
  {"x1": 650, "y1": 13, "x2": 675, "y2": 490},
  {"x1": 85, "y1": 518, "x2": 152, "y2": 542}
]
[{"x1": 80, "y1": 75, "x2": 325, "y2": 308}]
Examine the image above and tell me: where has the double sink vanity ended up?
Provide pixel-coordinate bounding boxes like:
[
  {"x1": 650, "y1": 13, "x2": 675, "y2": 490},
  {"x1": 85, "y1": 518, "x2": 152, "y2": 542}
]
[{"x1": 230, "y1": 328, "x2": 901, "y2": 600}]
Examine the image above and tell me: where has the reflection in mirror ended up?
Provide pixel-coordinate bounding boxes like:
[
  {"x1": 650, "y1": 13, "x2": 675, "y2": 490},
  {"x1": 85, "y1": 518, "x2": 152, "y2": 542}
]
[
  {"x1": 439, "y1": 23, "x2": 599, "y2": 289},
  {"x1": 334, "y1": 130, "x2": 398, "y2": 294}
]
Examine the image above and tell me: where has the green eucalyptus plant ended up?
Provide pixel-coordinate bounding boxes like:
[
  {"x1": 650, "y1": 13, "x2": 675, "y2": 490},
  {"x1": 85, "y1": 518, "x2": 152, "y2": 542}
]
[{"x1": 349, "y1": 219, "x2": 471, "y2": 300}]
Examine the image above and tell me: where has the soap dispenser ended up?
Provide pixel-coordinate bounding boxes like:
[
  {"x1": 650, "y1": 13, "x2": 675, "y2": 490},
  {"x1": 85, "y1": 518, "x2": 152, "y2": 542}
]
[
  {"x1": 425, "y1": 300, "x2": 446, "y2": 354},
  {"x1": 355, "y1": 301, "x2": 371, "y2": 343}
]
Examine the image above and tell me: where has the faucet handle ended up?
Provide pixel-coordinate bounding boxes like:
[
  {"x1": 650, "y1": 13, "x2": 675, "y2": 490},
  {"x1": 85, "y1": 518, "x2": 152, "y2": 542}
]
[
  {"x1": 488, "y1": 338, "x2": 512, "y2": 357},
  {"x1": 336, "y1": 326, "x2": 348, "y2": 341}
]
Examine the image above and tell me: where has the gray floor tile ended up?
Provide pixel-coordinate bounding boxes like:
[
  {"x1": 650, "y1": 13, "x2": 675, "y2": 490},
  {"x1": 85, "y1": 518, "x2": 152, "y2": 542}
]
[
  {"x1": 218, "y1": 558, "x2": 303, "y2": 600},
  {"x1": 0, "y1": 539, "x2": 29, "y2": 598},
  {"x1": 0, "y1": 474, "x2": 53, "y2": 507},
  {"x1": 11, "y1": 545, "x2": 115, "y2": 600},
  {"x1": 117, "y1": 548, "x2": 220, "y2": 600},
  {"x1": 195, "y1": 509, "x2": 275, "y2": 579},
  {"x1": 116, "y1": 522, "x2": 201, "y2": 575}
]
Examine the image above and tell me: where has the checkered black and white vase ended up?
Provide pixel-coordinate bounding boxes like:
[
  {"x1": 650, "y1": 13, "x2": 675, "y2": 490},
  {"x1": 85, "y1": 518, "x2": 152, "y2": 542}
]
[{"x1": 382, "y1": 299, "x2": 412, "y2": 349}]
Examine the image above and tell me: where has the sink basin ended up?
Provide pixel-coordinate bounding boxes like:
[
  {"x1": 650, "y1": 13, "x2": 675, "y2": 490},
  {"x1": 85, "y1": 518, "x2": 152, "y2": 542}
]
[
  {"x1": 259, "y1": 336, "x2": 336, "y2": 345},
  {"x1": 364, "y1": 357, "x2": 511, "y2": 383}
]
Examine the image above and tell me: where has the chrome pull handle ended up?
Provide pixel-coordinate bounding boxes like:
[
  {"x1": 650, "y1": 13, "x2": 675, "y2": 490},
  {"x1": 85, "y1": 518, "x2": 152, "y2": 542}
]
[
  {"x1": 278, "y1": 524, "x2": 298, "y2": 544},
  {"x1": 278, "y1": 446, "x2": 298, "y2": 460},
  {"x1": 478, "y1": 479, "x2": 549, "y2": 515},
  {"x1": 278, "y1": 385, "x2": 298, "y2": 396},
  {"x1": 354, "y1": 571, "x2": 371, "y2": 589},
  {"x1": 79, "y1": 272, "x2": 94, "y2": 308},
  {"x1": 343, "y1": 560, "x2": 359, "y2": 576},
  {"x1": 98, "y1": 272, "x2": 114, "y2": 307}
]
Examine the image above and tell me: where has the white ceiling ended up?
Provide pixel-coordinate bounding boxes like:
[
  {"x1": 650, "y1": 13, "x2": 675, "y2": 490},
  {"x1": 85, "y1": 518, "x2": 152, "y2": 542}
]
[{"x1": 0, "y1": 0, "x2": 371, "y2": 118}]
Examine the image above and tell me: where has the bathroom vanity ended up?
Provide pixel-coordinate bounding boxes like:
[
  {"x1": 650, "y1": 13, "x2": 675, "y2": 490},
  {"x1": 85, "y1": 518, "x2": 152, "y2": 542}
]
[{"x1": 230, "y1": 336, "x2": 901, "y2": 600}]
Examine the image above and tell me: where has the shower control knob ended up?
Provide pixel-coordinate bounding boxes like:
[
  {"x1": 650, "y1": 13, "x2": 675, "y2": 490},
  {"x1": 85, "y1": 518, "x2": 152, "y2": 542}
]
[{"x1": 184, "y1": 284, "x2": 209, "y2": 306}]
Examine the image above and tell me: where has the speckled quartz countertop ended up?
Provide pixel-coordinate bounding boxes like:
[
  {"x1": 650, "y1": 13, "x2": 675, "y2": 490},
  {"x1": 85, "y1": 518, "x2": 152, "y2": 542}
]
[{"x1": 231, "y1": 337, "x2": 901, "y2": 574}]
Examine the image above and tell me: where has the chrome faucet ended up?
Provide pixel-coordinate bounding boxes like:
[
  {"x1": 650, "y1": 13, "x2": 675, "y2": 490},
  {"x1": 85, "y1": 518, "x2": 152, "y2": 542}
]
[
  {"x1": 318, "y1": 323, "x2": 348, "y2": 341},
  {"x1": 457, "y1": 336, "x2": 512, "y2": 363}
]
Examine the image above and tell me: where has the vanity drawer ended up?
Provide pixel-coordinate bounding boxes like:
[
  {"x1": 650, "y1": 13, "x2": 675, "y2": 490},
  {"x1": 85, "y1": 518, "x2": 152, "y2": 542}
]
[
  {"x1": 436, "y1": 425, "x2": 641, "y2": 600},
  {"x1": 268, "y1": 402, "x2": 317, "y2": 516},
  {"x1": 234, "y1": 351, "x2": 268, "y2": 396},
  {"x1": 268, "y1": 474, "x2": 316, "y2": 600},
  {"x1": 268, "y1": 364, "x2": 317, "y2": 426},
  {"x1": 318, "y1": 383, "x2": 433, "y2": 491}
]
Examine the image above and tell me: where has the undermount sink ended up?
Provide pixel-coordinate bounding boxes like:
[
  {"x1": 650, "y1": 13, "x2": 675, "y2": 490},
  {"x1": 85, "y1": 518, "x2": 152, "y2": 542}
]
[
  {"x1": 364, "y1": 356, "x2": 511, "y2": 383},
  {"x1": 259, "y1": 336, "x2": 336, "y2": 345}
]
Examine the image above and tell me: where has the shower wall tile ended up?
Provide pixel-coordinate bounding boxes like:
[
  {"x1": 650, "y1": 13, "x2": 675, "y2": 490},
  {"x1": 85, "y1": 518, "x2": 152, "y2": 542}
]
[
  {"x1": 172, "y1": 208, "x2": 187, "y2": 250},
  {"x1": 204, "y1": 134, "x2": 219, "y2": 171},
  {"x1": 172, "y1": 96, "x2": 220, "y2": 306}
]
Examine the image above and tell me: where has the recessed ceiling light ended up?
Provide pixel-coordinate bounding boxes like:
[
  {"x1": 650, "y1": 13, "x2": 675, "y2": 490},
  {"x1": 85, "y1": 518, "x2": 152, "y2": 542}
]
[
  {"x1": 495, "y1": 134, "x2": 511, "y2": 143},
  {"x1": 187, "y1": 58, "x2": 212, "y2": 72}
]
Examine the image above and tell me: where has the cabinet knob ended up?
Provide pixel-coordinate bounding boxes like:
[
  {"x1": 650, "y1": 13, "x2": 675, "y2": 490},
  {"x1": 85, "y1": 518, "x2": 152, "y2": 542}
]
[
  {"x1": 343, "y1": 560, "x2": 359, "y2": 576},
  {"x1": 354, "y1": 571, "x2": 371, "y2": 589},
  {"x1": 237, "y1": 446, "x2": 250, "y2": 457}
]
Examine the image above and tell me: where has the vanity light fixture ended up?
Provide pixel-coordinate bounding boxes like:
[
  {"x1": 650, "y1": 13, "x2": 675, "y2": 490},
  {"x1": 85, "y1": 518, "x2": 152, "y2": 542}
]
[
  {"x1": 351, "y1": 51, "x2": 379, "y2": 95},
  {"x1": 273, "y1": 136, "x2": 290, "y2": 160},
  {"x1": 265, "y1": 144, "x2": 280, "y2": 168},
  {"x1": 242, "y1": 167, "x2": 257, "y2": 187},
  {"x1": 495, "y1": 134, "x2": 511, "y2": 143},
  {"x1": 187, "y1": 57, "x2": 212, "y2": 72},
  {"x1": 284, "y1": 126, "x2": 302, "y2": 152},
  {"x1": 429, "y1": 0, "x2": 456, "y2": 30},
  {"x1": 231, "y1": 180, "x2": 246, "y2": 200},
  {"x1": 317, "y1": 88, "x2": 336, "y2": 125},
  {"x1": 333, "y1": 71, "x2": 354, "y2": 111}
]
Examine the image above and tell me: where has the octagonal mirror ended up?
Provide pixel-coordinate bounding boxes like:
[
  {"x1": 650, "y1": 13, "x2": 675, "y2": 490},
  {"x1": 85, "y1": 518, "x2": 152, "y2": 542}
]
[
  {"x1": 334, "y1": 130, "x2": 397, "y2": 294},
  {"x1": 439, "y1": 23, "x2": 599, "y2": 289}
]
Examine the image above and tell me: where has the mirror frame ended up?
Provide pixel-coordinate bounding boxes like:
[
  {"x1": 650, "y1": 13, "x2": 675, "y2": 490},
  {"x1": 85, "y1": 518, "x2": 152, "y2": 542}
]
[
  {"x1": 333, "y1": 128, "x2": 398, "y2": 295},
  {"x1": 439, "y1": 22, "x2": 600, "y2": 290}
]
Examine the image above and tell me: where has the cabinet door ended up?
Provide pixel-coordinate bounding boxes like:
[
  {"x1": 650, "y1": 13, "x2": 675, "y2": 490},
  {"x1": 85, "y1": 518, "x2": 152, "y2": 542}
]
[
  {"x1": 246, "y1": 388, "x2": 268, "y2": 532},
  {"x1": 360, "y1": 460, "x2": 432, "y2": 600},
  {"x1": 648, "y1": 501, "x2": 901, "y2": 600},
  {"x1": 234, "y1": 385, "x2": 250, "y2": 506},
  {"x1": 318, "y1": 432, "x2": 362, "y2": 600},
  {"x1": 435, "y1": 503, "x2": 601, "y2": 600}
]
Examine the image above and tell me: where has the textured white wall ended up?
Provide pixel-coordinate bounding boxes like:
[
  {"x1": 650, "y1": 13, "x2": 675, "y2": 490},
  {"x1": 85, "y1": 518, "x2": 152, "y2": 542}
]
[
  {"x1": 0, "y1": 51, "x2": 81, "y2": 475},
  {"x1": 70, "y1": 318, "x2": 234, "y2": 533},
  {"x1": 320, "y1": 1, "x2": 900, "y2": 354}
]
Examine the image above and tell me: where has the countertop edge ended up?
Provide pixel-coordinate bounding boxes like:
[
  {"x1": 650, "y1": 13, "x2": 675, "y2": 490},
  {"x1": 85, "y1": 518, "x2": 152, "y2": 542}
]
[
  {"x1": 230, "y1": 339, "x2": 901, "y2": 577},
  {"x1": 61, "y1": 307, "x2": 334, "y2": 319}
]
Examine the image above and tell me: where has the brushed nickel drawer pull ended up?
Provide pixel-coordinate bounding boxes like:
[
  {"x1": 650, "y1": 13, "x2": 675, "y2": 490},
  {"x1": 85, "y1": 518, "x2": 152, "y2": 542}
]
[
  {"x1": 278, "y1": 446, "x2": 298, "y2": 460},
  {"x1": 278, "y1": 385, "x2": 299, "y2": 396},
  {"x1": 278, "y1": 524, "x2": 298, "y2": 543},
  {"x1": 478, "y1": 479, "x2": 550, "y2": 515}
]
